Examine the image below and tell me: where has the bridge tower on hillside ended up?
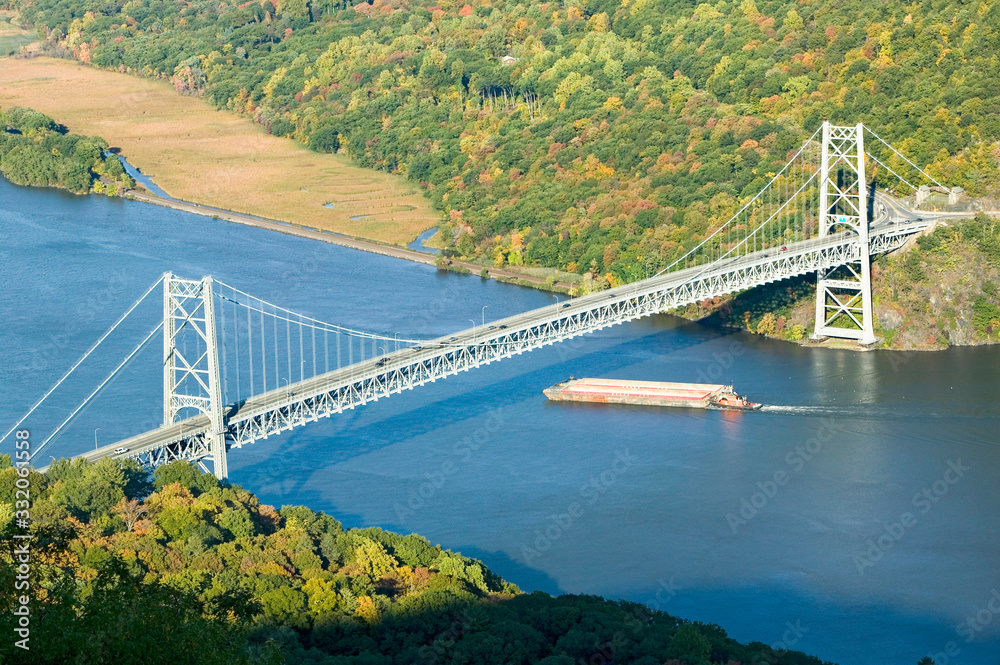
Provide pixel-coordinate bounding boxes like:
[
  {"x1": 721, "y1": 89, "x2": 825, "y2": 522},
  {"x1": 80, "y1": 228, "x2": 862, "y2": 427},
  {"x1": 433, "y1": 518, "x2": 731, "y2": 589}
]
[
  {"x1": 813, "y1": 122, "x2": 877, "y2": 345},
  {"x1": 163, "y1": 273, "x2": 228, "y2": 479}
]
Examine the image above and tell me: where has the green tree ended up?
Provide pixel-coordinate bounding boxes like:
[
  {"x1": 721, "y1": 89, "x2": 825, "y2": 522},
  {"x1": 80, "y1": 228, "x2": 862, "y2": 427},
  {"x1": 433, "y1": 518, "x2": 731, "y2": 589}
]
[
  {"x1": 667, "y1": 624, "x2": 712, "y2": 665},
  {"x1": 309, "y1": 124, "x2": 339, "y2": 153}
]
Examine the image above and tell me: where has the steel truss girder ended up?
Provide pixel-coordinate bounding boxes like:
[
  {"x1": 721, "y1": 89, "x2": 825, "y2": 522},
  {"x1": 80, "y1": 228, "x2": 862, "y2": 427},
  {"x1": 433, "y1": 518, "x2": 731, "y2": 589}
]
[
  {"x1": 126, "y1": 431, "x2": 212, "y2": 471},
  {"x1": 224, "y1": 227, "x2": 918, "y2": 449},
  {"x1": 130, "y1": 223, "x2": 924, "y2": 470}
]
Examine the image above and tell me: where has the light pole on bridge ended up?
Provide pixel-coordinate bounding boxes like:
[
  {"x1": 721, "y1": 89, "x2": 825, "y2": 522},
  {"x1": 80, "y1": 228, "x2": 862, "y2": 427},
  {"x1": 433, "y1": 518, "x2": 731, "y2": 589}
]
[
  {"x1": 94, "y1": 427, "x2": 100, "y2": 451},
  {"x1": 481, "y1": 306, "x2": 488, "y2": 328}
]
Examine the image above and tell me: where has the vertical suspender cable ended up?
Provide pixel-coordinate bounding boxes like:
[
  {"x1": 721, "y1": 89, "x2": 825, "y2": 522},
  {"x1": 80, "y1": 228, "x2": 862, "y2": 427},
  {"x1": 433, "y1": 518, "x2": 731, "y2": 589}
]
[
  {"x1": 272, "y1": 306, "x2": 279, "y2": 390},
  {"x1": 260, "y1": 305, "x2": 267, "y2": 392},
  {"x1": 220, "y1": 293, "x2": 228, "y2": 405},
  {"x1": 234, "y1": 297, "x2": 241, "y2": 403},
  {"x1": 778, "y1": 169, "x2": 791, "y2": 246},
  {"x1": 248, "y1": 300, "x2": 255, "y2": 396}
]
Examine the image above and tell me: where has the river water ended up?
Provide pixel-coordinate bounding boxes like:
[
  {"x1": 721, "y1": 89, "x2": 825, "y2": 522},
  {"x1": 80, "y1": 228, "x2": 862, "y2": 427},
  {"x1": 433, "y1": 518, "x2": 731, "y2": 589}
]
[{"x1": 1, "y1": 178, "x2": 998, "y2": 665}]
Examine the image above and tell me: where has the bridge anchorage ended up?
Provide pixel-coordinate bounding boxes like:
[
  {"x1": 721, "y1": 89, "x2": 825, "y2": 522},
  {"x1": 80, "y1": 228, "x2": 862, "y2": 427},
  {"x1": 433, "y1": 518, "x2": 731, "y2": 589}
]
[{"x1": 11, "y1": 120, "x2": 962, "y2": 479}]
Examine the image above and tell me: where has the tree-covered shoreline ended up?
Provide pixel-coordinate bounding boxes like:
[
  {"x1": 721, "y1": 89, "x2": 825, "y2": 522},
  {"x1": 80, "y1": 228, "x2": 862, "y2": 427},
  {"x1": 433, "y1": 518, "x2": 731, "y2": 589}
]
[
  {"x1": 0, "y1": 456, "x2": 833, "y2": 664},
  {"x1": 0, "y1": 105, "x2": 135, "y2": 194},
  {"x1": 683, "y1": 213, "x2": 1000, "y2": 349},
  {"x1": 8, "y1": 0, "x2": 999, "y2": 285}
]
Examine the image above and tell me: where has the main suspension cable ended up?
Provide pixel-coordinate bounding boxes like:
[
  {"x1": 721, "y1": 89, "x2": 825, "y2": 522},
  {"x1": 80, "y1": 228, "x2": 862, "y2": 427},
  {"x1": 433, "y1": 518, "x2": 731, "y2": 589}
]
[{"x1": 1, "y1": 274, "x2": 165, "y2": 446}]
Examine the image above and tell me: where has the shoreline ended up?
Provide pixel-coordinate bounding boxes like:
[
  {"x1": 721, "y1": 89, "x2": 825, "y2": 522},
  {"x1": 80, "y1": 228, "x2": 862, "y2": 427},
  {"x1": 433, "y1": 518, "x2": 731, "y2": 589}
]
[
  {"x1": 127, "y1": 189, "x2": 576, "y2": 291},
  {"x1": 0, "y1": 56, "x2": 441, "y2": 244}
]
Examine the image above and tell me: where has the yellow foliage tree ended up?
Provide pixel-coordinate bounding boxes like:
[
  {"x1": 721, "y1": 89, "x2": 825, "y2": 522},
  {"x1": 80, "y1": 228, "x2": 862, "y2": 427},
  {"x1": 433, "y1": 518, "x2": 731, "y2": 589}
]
[
  {"x1": 589, "y1": 12, "x2": 610, "y2": 33},
  {"x1": 355, "y1": 595, "x2": 379, "y2": 623},
  {"x1": 757, "y1": 312, "x2": 777, "y2": 335}
]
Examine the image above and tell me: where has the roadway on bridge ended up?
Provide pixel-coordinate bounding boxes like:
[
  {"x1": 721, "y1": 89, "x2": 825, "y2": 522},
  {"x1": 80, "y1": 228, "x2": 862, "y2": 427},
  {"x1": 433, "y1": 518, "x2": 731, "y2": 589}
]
[{"x1": 60, "y1": 197, "x2": 942, "y2": 470}]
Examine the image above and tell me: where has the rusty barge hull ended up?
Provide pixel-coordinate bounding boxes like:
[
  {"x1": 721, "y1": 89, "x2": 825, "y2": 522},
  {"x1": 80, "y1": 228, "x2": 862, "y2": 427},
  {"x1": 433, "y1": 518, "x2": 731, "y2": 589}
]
[{"x1": 543, "y1": 378, "x2": 728, "y2": 409}]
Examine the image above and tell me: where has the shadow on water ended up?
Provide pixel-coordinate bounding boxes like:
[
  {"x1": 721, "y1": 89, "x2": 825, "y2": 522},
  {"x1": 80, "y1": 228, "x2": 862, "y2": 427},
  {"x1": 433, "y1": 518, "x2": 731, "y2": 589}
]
[
  {"x1": 449, "y1": 544, "x2": 566, "y2": 595},
  {"x1": 232, "y1": 318, "x2": 749, "y2": 493}
]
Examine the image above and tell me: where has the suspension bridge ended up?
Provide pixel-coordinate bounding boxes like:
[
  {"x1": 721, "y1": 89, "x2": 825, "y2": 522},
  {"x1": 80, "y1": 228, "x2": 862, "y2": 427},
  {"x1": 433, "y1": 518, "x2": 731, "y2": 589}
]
[{"x1": 5, "y1": 122, "x2": 968, "y2": 478}]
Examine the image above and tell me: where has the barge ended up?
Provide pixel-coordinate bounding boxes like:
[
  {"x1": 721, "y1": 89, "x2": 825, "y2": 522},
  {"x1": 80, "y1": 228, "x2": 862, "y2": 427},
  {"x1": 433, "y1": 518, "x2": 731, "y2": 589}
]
[{"x1": 543, "y1": 378, "x2": 761, "y2": 411}]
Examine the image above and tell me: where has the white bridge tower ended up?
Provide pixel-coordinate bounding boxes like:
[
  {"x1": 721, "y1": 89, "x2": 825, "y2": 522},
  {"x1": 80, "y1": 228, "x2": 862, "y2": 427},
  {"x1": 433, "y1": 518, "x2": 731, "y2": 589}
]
[
  {"x1": 163, "y1": 273, "x2": 228, "y2": 479},
  {"x1": 813, "y1": 122, "x2": 877, "y2": 345}
]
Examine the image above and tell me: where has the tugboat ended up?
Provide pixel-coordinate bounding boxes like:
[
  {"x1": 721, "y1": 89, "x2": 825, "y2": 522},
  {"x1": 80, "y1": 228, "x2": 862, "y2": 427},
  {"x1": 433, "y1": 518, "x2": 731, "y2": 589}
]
[{"x1": 708, "y1": 388, "x2": 762, "y2": 411}]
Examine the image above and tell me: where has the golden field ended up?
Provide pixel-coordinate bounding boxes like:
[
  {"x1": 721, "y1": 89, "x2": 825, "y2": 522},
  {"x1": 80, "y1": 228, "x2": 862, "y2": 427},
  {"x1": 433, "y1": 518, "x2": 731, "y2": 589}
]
[{"x1": 0, "y1": 57, "x2": 441, "y2": 244}]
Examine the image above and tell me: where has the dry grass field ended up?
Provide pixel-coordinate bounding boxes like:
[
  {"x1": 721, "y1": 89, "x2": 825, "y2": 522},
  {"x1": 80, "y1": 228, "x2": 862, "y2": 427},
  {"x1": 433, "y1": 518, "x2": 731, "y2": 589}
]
[{"x1": 0, "y1": 57, "x2": 441, "y2": 244}]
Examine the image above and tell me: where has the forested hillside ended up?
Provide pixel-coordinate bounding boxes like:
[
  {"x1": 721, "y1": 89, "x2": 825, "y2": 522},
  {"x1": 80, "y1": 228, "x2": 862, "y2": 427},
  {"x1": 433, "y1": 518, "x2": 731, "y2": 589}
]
[
  {"x1": 8, "y1": 0, "x2": 1000, "y2": 283},
  {"x1": 683, "y1": 213, "x2": 1000, "y2": 348},
  {"x1": 0, "y1": 456, "x2": 830, "y2": 664}
]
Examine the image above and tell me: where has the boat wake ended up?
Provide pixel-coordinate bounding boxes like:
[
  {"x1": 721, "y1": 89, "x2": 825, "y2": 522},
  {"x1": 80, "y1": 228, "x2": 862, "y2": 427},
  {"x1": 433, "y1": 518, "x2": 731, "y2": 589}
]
[{"x1": 760, "y1": 405, "x2": 863, "y2": 416}]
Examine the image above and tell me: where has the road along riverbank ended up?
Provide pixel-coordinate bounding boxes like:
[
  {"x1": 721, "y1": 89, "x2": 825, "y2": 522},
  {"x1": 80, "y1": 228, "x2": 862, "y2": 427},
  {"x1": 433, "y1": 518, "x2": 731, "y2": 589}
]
[
  {"x1": 0, "y1": 56, "x2": 439, "y2": 244},
  {"x1": 128, "y1": 189, "x2": 575, "y2": 291}
]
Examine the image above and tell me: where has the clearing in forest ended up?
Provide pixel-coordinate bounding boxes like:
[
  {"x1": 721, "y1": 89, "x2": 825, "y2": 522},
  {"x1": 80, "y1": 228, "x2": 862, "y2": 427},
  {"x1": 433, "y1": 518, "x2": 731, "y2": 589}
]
[{"x1": 0, "y1": 57, "x2": 440, "y2": 244}]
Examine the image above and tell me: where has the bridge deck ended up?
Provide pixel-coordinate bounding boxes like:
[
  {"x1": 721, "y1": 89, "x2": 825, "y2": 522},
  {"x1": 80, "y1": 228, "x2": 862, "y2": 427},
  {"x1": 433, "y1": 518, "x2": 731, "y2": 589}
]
[{"x1": 62, "y1": 216, "x2": 934, "y2": 472}]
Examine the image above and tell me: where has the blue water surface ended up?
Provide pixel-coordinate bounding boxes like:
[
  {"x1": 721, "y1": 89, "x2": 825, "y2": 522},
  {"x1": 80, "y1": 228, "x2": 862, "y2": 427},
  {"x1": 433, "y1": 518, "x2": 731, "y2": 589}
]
[{"x1": 1, "y1": 178, "x2": 998, "y2": 665}]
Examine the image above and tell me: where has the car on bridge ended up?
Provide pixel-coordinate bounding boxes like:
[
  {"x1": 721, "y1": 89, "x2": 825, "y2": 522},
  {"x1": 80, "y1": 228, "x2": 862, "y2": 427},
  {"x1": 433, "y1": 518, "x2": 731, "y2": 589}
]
[{"x1": 113, "y1": 447, "x2": 129, "y2": 454}]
